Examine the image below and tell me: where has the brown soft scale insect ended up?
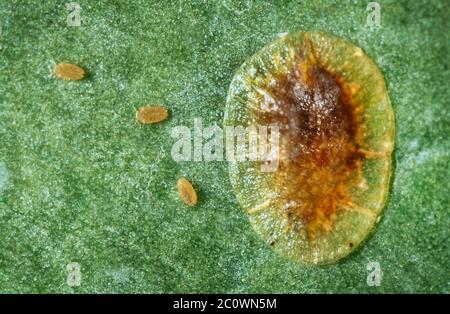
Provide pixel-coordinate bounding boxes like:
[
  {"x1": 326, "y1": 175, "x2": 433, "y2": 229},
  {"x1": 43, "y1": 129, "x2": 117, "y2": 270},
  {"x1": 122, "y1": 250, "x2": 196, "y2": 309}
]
[
  {"x1": 54, "y1": 63, "x2": 85, "y2": 81},
  {"x1": 224, "y1": 31, "x2": 395, "y2": 265},
  {"x1": 136, "y1": 106, "x2": 169, "y2": 124},
  {"x1": 177, "y1": 178, "x2": 198, "y2": 206}
]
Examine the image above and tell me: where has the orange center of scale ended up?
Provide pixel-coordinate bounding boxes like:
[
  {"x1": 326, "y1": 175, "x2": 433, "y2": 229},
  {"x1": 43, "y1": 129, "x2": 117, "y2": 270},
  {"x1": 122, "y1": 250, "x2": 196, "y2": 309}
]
[{"x1": 257, "y1": 61, "x2": 364, "y2": 239}]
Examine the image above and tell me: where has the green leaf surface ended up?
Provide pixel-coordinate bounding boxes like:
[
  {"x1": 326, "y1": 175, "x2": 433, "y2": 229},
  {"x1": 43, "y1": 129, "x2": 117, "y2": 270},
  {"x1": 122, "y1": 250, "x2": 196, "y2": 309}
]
[{"x1": 0, "y1": 0, "x2": 448, "y2": 293}]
